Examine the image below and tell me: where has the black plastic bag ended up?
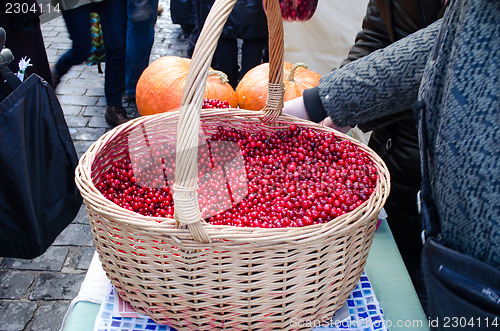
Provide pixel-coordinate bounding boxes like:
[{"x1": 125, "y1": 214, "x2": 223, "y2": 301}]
[{"x1": 0, "y1": 74, "x2": 82, "y2": 259}]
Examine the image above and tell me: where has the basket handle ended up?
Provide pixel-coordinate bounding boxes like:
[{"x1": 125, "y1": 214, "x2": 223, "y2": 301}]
[{"x1": 173, "y1": 0, "x2": 285, "y2": 242}]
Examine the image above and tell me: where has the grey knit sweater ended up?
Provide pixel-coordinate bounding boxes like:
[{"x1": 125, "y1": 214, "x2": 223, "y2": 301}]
[{"x1": 309, "y1": 0, "x2": 499, "y2": 268}]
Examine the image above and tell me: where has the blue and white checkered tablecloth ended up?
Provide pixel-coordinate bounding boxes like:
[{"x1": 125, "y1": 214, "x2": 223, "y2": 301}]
[{"x1": 93, "y1": 272, "x2": 387, "y2": 331}]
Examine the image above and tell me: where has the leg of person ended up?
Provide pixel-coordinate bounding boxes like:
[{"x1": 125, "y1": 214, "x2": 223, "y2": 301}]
[
  {"x1": 53, "y1": 5, "x2": 93, "y2": 87},
  {"x1": 95, "y1": 0, "x2": 129, "y2": 126},
  {"x1": 188, "y1": 0, "x2": 214, "y2": 57},
  {"x1": 240, "y1": 38, "x2": 266, "y2": 80},
  {"x1": 213, "y1": 38, "x2": 239, "y2": 89},
  {"x1": 125, "y1": 0, "x2": 158, "y2": 100}
]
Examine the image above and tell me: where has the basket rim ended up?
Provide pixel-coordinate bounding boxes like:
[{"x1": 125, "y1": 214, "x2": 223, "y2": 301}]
[{"x1": 75, "y1": 109, "x2": 391, "y2": 244}]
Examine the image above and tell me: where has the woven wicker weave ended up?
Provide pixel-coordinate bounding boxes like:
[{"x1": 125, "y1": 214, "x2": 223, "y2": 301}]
[{"x1": 75, "y1": 0, "x2": 390, "y2": 329}]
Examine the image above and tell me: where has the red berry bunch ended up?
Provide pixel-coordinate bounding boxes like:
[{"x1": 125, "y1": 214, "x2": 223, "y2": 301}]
[
  {"x1": 202, "y1": 98, "x2": 230, "y2": 109},
  {"x1": 95, "y1": 125, "x2": 378, "y2": 228},
  {"x1": 279, "y1": 0, "x2": 318, "y2": 21}
]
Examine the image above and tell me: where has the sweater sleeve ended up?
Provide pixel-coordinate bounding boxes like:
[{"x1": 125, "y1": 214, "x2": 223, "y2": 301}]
[{"x1": 309, "y1": 19, "x2": 442, "y2": 128}]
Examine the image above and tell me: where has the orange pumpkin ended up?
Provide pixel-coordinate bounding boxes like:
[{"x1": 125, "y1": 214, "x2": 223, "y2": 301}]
[
  {"x1": 136, "y1": 56, "x2": 238, "y2": 116},
  {"x1": 236, "y1": 62, "x2": 321, "y2": 111}
]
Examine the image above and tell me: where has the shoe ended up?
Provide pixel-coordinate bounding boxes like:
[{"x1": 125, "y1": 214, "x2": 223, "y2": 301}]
[
  {"x1": 124, "y1": 93, "x2": 135, "y2": 104},
  {"x1": 51, "y1": 71, "x2": 61, "y2": 89},
  {"x1": 51, "y1": 65, "x2": 61, "y2": 89},
  {"x1": 105, "y1": 106, "x2": 130, "y2": 127}
]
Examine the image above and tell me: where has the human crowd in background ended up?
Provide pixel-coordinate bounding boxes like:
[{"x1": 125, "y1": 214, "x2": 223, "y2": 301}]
[
  {"x1": 49, "y1": 0, "x2": 159, "y2": 127},
  {"x1": 1, "y1": 0, "x2": 269, "y2": 126},
  {"x1": 1, "y1": 0, "x2": 160, "y2": 127}
]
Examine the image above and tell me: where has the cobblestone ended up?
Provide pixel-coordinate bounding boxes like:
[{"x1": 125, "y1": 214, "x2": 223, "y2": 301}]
[
  {"x1": 0, "y1": 301, "x2": 37, "y2": 331},
  {"x1": 68, "y1": 127, "x2": 107, "y2": 141},
  {"x1": 60, "y1": 105, "x2": 83, "y2": 116},
  {"x1": 52, "y1": 224, "x2": 94, "y2": 247},
  {"x1": 0, "y1": 247, "x2": 69, "y2": 272},
  {"x1": 57, "y1": 94, "x2": 100, "y2": 106},
  {"x1": 64, "y1": 115, "x2": 90, "y2": 128},
  {"x1": 0, "y1": 271, "x2": 34, "y2": 299},
  {"x1": 65, "y1": 247, "x2": 95, "y2": 271},
  {"x1": 30, "y1": 302, "x2": 70, "y2": 331},
  {"x1": 0, "y1": 1, "x2": 191, "y2": 329},
  {"x1": 30, "y1": 273, "x2": 86, "y2": 300}
]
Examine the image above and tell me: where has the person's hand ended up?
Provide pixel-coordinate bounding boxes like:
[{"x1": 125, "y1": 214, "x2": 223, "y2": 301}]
[
  {"x1": 320, "y1": 117, "x2": 351, "y2": 134},
  {"x1": 282, "y1": 96, "x2": 311, "y2": 121},
  {"x1": 283, "y1": 96, "x2": 352, "y2": 134}
]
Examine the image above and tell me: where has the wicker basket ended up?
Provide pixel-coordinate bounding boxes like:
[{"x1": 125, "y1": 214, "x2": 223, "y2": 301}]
[{"x1": 75, "y1": 0, "x2": 390, "y2": 329}]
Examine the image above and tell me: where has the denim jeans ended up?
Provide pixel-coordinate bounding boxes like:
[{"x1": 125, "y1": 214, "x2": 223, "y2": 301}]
[
  {"x1": 55, "y1": 0, "x2": 126, "y2": 107},
  {"x1": 125, "y1": 0, "x2": 158, "y2": 98},
  {"x1": 213, "y1": 38, "x2": 267, "y2": 89}
]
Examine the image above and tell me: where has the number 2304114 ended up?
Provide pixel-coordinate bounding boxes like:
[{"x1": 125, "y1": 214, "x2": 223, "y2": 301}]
[{"x1": 4, "y1": 2, "x2": 61, "y2": 15}]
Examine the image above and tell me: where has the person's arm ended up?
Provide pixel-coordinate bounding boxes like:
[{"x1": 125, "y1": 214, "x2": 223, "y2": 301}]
[
  {"x1": 343, "y1": 0, "x2": 445, "y2": 132},
  {"x1": 288, "y1": 19, "x2": 442, "y2": 128}
]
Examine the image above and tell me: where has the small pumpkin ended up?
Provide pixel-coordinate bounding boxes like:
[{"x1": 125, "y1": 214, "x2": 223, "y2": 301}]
[
  {"x1": 236, "y1": 62, "x2": 321, "y2": 111},
  {"x1": 136, "y1": 56, "x2": 238, "y2": 116}
]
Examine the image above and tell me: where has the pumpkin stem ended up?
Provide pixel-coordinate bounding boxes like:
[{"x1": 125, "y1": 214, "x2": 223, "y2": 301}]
[
  {"x1": 286, "y1": 63, "x2": 308, "y2": 81},
  {"x1": 208, "y1": 69, "x2": 229, "y2": 84}
]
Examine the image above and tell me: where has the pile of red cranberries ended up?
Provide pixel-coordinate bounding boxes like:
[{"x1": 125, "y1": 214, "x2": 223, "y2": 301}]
[
  {"x1": 279, "y1": 0, "x2": 318, "y2": 21},
  {"x1": 95, "y1": 125, "x2": 378, "y2": 228},
  {"x1": 202, "y1": 98, "x2": 230, "y2": 109}
]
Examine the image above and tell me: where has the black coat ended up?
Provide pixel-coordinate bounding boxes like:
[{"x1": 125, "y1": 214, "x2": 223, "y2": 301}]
[{"x1": 0, "y1": 0, "x2": 53, "y2": 86}]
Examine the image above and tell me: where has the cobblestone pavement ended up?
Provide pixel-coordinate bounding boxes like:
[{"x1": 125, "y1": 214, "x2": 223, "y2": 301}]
[{"x1": 0, "y1": 1, "x2": 191, "y2": 329}]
